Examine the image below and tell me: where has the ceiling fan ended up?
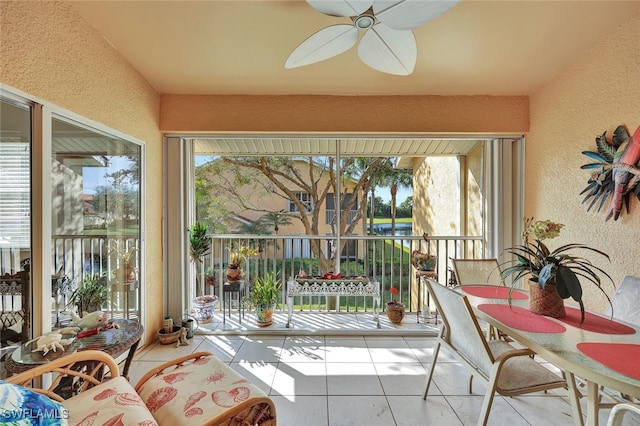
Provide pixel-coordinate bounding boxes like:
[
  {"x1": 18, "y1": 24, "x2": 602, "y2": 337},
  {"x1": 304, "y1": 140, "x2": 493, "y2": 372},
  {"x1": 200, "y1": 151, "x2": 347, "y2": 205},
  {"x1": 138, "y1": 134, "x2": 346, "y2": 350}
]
[{"x1": 285, "y1": 0, "x2": 460, "y2": 76}]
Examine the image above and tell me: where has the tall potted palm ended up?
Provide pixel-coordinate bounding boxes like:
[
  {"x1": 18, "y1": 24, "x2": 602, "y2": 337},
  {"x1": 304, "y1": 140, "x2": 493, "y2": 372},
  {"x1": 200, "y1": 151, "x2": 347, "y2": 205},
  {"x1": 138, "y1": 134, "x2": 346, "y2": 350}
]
[{"x1": 189, "y1": 222, "x2": 216, "y2": 323}]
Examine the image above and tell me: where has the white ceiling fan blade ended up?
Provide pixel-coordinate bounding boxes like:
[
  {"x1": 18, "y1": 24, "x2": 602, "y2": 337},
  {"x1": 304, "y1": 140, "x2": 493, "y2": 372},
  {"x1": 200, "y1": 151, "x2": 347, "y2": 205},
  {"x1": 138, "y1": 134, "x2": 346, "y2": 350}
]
[
  {"x1": 306, "y1": 0, "x2": 372, "y2": 18},
  {"x1": 285, "y1": 25, "x2": 358, "y2": 69},
  {"x1": 357, "y1": 24, "x2": 416, "y2": 75},
  {"x1": 373, "y1": 0, "x2": 460, "y2": 30}
]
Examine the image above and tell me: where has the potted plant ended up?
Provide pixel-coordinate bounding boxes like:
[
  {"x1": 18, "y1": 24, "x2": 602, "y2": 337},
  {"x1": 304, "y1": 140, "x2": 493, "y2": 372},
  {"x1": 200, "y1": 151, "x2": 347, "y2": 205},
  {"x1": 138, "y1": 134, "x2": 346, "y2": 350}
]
[
  {"x1": 246, "y1": 272, "x2": 281, "y2": 327},
  {"x1": 205, "y1": 266, "x2": 216, "y2": 287},
  {"x1": 411, "y1": 250, "x2": 437, "y2": 271},
  {"x1": 386, "y1": 287, "x2": 405, "y2": 324},
  {"x1": 189, "y1": 222, "x2": 217, "y2": 323},
  {"x1": 67, "y1": 273, "x2": 109, "y2": 314},
  {"x1": 225, "y1": 244, "x2": 258, "y2": 282},
  {"x1": 499, "y1": 217, "x2": 613, "y2": 323}
]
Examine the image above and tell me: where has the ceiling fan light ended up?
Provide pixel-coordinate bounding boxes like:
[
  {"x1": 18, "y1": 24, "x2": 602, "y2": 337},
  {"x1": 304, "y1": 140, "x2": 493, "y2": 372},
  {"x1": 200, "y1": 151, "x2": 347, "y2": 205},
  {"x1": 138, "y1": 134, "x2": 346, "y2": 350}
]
[{"x1": 354, "y1": 14, "x2": 375, "y2": 29}]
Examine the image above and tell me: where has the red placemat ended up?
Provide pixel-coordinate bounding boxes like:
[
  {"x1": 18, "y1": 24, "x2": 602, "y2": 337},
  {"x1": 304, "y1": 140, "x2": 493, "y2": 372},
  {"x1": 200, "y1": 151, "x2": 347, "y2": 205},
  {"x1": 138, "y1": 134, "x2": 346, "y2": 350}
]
[
  {"x1": 478, "y1": 304, "x2": 566, "y2": 333},
  {"x1": 462, "y1": 285, "x2": 528, "y2": 300},
  {"x1": 556, "y1": 306, "x2": 636, "y2": 335},
  {"x1": 577, "y1": 343, "x2": 640, "y2": 380}
]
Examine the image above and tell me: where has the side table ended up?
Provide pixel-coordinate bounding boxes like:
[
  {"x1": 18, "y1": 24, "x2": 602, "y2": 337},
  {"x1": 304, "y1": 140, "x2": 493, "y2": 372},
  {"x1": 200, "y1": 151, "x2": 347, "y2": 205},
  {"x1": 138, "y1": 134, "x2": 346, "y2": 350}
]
[
  {"x1": 416, "y1": 270, "x2": 439, "y2": 323},
  {"x1": 5, "y1": 318, "x2": 143, "y2": 379},
  {"x1": 223, "y1": 280, "x2": 245, "y2": 324}
]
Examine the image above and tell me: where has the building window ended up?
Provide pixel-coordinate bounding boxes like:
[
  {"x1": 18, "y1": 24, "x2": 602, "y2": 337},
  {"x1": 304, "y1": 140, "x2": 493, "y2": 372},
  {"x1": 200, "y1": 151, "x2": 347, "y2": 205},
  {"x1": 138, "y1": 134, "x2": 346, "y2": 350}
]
[
  {"x1": 326, "y1": 192, "x2": 358, "y2": 225},
  {"x1": 289, "y1": 192, "x2": 313, "y2": 213}
]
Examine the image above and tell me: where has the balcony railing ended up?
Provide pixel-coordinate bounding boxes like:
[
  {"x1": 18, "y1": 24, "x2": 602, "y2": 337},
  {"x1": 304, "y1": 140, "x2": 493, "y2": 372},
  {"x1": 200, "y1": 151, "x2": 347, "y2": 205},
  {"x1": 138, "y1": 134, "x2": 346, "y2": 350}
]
[
  {"x1": 200, "y1": 234, "x2": 485, "y2": 314},
  {"x1": 1, "y1": 233, "x2": 485, "y2": 328}
]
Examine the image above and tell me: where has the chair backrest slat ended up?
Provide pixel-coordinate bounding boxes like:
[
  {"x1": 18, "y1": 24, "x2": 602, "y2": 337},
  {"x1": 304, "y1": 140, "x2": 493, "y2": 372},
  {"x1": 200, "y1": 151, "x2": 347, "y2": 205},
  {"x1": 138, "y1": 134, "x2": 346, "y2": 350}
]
[
  {"x1": 425, "y1": 278, "x2": 494, "y2": 377},
  {"x1": 604, "y1": 275, "x2": 640, "y2": 326},
  {"x1": 451, "y1": 258, "x2": 504, "y2": 286}
]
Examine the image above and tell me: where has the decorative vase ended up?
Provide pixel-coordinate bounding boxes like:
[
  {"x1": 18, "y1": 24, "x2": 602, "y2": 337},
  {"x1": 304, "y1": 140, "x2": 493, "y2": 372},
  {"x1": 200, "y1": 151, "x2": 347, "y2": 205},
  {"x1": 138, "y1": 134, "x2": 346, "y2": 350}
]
[
  {"x1": 114, "y1": 265, "x2": 136, "y2": 284},
  {"x1": 386, "y1": 301, "x2": 405, "y2": 324},
  {"x1": 255, "y1": 303, "x2": 276, "y2": 327},
  {"x1": 528, "y1": 280, "x2": 566, "y2": 318},
  {"x1": 226, "y1": 266, "x2": 243, "y2": 282},
  {"x1": 193, "y1": 295, "x2": 218, "y2": 323}
]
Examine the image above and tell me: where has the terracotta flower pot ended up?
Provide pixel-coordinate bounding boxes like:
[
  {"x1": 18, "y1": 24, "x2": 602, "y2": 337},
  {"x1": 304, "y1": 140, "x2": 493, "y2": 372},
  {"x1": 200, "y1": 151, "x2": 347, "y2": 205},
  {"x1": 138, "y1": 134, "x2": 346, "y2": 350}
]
[
  {"x1": 226, "y1": 266, "x2": 243, "y2": 282},
  {"x1": 386, "y1": 301, "x2": 405, "y2": 324}
]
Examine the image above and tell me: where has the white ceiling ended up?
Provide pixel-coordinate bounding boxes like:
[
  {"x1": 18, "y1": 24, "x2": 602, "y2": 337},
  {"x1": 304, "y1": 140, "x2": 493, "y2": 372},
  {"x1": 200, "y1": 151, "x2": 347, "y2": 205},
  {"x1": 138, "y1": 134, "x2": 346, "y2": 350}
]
[
  {"x1": 70, "y1": 1, "x2": 640, "y2": 97},
  {"x1": 193, "y1": 136, "x2": 482, "y2": 158}
]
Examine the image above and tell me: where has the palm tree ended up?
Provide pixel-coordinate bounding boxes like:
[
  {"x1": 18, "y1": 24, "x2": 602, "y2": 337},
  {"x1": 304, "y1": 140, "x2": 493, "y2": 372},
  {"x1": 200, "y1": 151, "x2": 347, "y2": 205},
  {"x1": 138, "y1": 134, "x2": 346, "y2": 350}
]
[
  {"x1": 381, "y1": 167, "x2": 413, "y2": 235},
  {"x1": 258, "y1": 210, "x2": 292, "y2": 234}
]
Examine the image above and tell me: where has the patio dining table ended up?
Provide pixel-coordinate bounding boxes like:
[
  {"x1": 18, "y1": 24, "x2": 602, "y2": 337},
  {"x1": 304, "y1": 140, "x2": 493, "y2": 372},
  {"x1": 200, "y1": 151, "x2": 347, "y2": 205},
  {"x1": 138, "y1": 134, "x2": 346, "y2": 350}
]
[{"x1": 455, "y1": 284, "x2": 640, "y2": 426}]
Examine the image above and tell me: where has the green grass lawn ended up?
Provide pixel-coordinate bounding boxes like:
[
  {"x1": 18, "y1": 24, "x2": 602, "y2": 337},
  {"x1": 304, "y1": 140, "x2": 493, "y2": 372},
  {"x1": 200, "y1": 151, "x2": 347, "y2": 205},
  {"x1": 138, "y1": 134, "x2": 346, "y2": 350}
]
[{"x1": 371, "y1": 217, "x2": 412, "y2": 224}]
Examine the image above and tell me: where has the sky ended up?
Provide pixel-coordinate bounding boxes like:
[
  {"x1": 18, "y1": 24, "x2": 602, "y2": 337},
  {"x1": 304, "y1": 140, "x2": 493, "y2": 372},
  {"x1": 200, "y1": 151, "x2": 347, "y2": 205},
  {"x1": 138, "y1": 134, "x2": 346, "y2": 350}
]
[
  {"x1": 82, "y1": 156, "x2": 135, "y2": 195},
  {"x1": 377, "y1": 187, "x2": 412, "y2": 204}
]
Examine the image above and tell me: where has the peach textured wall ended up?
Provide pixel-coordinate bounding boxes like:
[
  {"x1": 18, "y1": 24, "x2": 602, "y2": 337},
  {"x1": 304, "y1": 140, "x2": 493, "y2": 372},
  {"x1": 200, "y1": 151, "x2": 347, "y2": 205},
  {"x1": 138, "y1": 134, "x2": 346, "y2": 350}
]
[
  {"x1": 161, "y1": 94, "x2": 529, "y2": 134},
  {"x1": 528, "y1": 11, "x2": 640, "y2": 313},
  {"x1": 1, "y1": 2, "x2": 163, "y2": 345}
]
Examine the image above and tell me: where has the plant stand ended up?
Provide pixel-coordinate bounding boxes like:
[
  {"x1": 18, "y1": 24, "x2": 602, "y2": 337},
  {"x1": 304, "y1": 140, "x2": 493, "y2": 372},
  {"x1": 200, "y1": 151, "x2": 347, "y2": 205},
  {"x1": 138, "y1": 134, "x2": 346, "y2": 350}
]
[{"x1": 223, "y1": 281, "x2": 244, "y2": 324}]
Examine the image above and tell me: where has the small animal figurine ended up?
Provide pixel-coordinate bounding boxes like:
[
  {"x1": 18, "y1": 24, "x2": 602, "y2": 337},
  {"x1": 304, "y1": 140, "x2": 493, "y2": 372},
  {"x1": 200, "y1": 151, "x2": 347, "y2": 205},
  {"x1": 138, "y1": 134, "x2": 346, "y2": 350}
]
[
  {"x1": 175, "y1": 327, "x2": 189, "y2": 347},
  {"x1": 25, "y1": 333, "x2": 75, "y2": 356},
  {"x1": 68, "y1": 310, "x2": 107, "y2": 330}
]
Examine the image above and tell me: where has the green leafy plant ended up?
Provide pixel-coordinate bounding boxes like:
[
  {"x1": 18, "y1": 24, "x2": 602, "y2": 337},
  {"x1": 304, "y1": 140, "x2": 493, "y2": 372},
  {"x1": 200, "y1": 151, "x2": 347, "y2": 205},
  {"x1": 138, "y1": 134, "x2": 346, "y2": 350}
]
[
  {"x1": 247, "y1": 271, "x2": 281, "y2": 307},
  {"x1": 189, "y1": 222, "x2": 210, "y2": 264},
  {"x1": 500, "y1": 217, "x2": 613, "y2": 323},
  {"x1": 67, "y1": 273, "x2": 108, "y2": 314}
]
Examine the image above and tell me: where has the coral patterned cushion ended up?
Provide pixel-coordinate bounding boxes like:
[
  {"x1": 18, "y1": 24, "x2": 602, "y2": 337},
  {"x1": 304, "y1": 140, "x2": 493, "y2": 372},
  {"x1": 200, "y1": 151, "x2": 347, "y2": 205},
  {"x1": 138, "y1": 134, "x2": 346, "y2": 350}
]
[
  {"x1": 136, "y1": 355, "x2": 269, "y2": 425},
  {"x1": 63, "y1": 376, "x2": 157, "y2": 426}
]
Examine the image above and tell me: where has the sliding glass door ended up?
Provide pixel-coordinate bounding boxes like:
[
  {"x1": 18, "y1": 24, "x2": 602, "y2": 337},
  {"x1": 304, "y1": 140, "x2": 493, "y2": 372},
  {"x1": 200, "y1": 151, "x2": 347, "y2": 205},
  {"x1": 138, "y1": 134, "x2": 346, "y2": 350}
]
[
  {"x1": 51, "y1": 116, "x2": 142, "y2": 324},
  {"x1": 0, "y1": 98, "x2": 32, "y2": 346}
]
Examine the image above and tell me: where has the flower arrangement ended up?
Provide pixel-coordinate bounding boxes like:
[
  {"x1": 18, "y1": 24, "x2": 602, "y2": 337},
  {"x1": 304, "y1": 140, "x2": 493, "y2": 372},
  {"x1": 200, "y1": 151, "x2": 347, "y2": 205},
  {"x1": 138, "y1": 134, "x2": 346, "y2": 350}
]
[
  {"x1": 386, "y1": 287, "x2": 404, "y2": 324},
  {"x1": 411, "y1": 250, "x2": 436, "y2": 271},
  {"x1": 500, "y1": 217, "x2": 613, "y2": 323},
  {"x1": 226, "y1": 244, "x2": 259, "y2": 268},
  {"x1": 388, "y1": 287, "x2": 402, "y2": 307}
]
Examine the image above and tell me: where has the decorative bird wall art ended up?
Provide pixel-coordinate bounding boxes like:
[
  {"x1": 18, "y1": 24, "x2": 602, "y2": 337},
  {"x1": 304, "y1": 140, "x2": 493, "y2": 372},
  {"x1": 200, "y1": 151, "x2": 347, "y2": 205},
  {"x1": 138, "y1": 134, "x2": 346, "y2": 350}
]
[{"x1": 580, "y1": 125, "x2": 640, "y2": 221}]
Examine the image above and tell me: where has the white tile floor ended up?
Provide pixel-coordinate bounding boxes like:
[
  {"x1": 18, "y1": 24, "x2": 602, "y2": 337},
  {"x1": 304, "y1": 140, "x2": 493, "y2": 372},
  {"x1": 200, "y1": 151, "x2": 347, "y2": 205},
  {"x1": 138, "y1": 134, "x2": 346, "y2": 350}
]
[{"x1": 130, "y1": 312, "x2": 615, "y2": 425}]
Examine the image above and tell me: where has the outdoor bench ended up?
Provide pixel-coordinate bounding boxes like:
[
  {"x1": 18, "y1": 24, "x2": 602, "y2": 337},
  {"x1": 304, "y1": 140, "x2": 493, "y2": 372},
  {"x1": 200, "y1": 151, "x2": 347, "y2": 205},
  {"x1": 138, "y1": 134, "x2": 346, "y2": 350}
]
[{"x1": 286, "y1": 277, "x2": 381, "y2": 328}]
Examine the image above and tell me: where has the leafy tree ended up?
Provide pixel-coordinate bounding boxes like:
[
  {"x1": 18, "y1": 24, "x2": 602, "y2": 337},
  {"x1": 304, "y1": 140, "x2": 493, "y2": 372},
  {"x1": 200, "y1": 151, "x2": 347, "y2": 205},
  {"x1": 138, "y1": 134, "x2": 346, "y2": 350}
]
[
  {"x1": 195, "y1": 171, "x2": 231, "y2": 233},
  {"x1": 397, "y1": 196, "x2": 413, "y2": 218},
  {"x1": 198, "y1": 156, "x2": 388, "y2": 272},
  {"x1": 372, "y1": 196, "x2": 391, "y2": 218},
  {"x1": 93, "y1": 184, "x2": 139, "y2": 227}
]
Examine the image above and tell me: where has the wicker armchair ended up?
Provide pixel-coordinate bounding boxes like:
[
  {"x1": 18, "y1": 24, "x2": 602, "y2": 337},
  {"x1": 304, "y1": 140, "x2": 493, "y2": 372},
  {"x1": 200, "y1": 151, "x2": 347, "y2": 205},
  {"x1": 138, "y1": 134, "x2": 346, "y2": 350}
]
[{"x1": 6, "y1": 350, "x2": 277, "y2": 426}]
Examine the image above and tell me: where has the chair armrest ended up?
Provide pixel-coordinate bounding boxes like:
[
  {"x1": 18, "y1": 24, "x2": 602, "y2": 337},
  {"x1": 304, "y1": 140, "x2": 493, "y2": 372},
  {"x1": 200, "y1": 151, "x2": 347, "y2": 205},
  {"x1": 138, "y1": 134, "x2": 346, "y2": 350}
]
[
  {"x1": 6, "y1": 350, "x2": 120, "y2": 402},
  {"x1": 134, "y1": 351, "x2": 213, "y2": 392}
]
